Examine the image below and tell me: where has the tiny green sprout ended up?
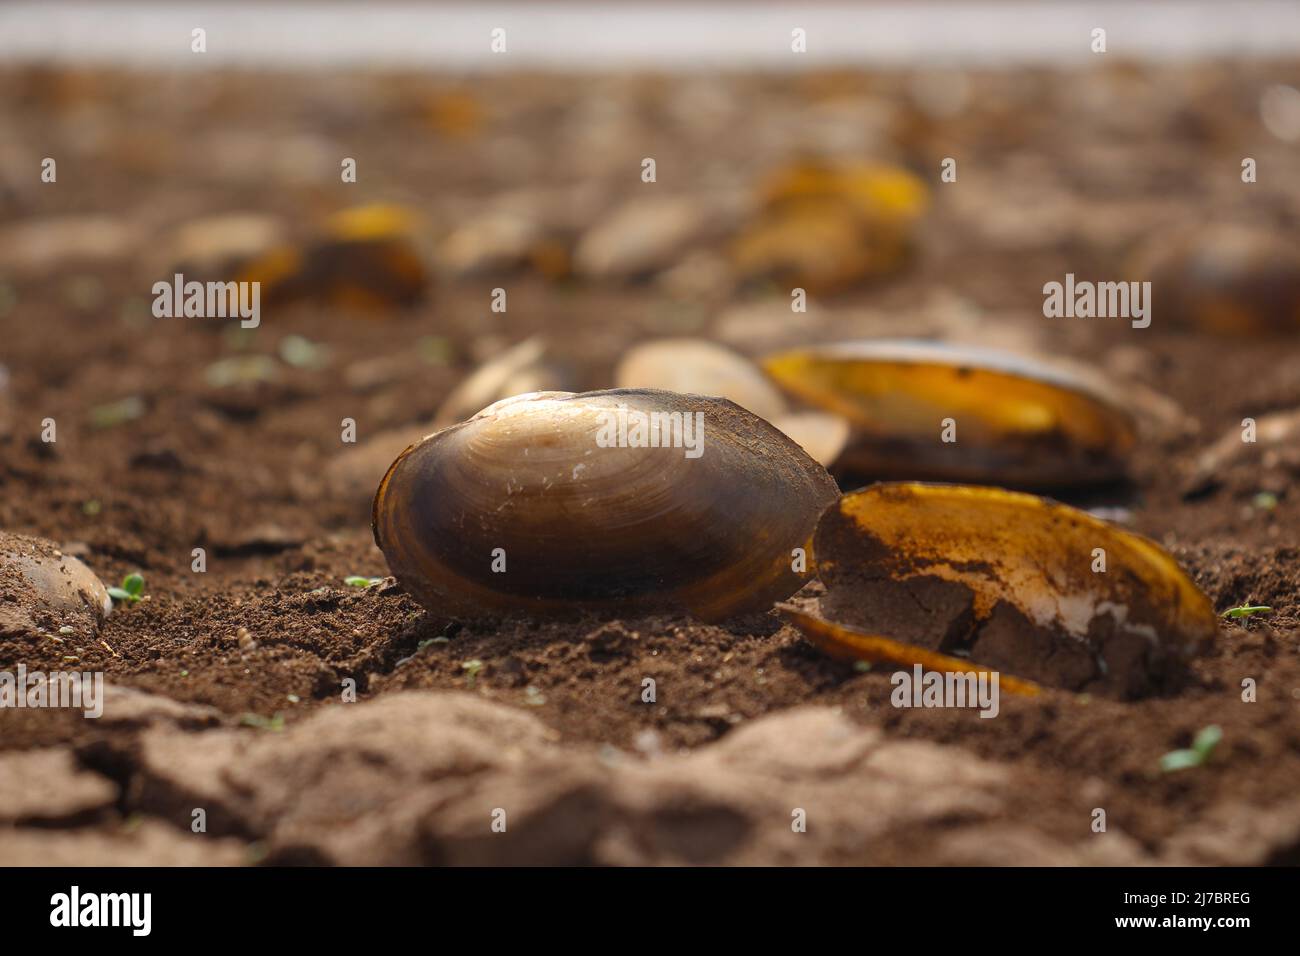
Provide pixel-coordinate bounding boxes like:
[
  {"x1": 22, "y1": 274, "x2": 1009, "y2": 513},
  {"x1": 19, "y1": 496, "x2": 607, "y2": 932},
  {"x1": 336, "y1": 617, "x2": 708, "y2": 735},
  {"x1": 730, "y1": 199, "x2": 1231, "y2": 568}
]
[
  {"x1": 418, "y1": 335, "x2": 454, "y2": 366},
  {"x1": 107, "y1": 572, "x2": 146, "y2": 604},
  {"x1": 90, "y1": 395, "x2": 145, "y2": 429},
  {"x1": 1252, "y1": 491, "x2": 1278, "y2": 511},
  {"x1": 240, "y1": 712, "x2": 286, "y2": 732},
  {"x1": 462, "y1": 659, "x2": 484, "y2": 689},
  {"x1": 245, "y1": 842, "x2": 271, "y2": 866},
  {"x1": 853, "y1": 660, "x2": 873, "y2": 673},
  {"x1": 1160, "y1": 724, "x2": 1223, "y2": 773},
  {"x1": 278, "y1": 334, "x2": 330, "y2": 370},
  {"x1": 82, "y1": 499, "x2": 102, "y2": 516},
  {"x1": 1221, "y1": 603, "x2": 1272, "y2": 619},
  {"x1": 344, "y1": 575, "x2": 383, "y2": 588}
]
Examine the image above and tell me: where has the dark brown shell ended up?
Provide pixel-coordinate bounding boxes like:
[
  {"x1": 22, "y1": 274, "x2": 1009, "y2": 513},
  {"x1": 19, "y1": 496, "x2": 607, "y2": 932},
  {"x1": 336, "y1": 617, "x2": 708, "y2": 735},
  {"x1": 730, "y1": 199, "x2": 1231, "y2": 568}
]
[
  {"x1": 372, "y1": 389, "x2": 840, "y2": 621},
  {"x1": 1131, "y1": 224, "x2": 1300, "y2": 335}
]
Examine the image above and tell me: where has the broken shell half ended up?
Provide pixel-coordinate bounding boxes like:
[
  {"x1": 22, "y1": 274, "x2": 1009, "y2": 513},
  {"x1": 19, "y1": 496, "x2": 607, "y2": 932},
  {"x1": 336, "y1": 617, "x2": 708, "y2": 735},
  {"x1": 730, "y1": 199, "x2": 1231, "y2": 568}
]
[
  {"x1": 372, "y1": 389, "x2": 840, "y2": 621},
  {"x1": 803, "y1": 482, "x2": 1216, "y2": 698},
  {"x1": 780, "y1": 606, "x2": 1042, "y2": 698},
  {"x1": 0, "y1": 532, "x2": 112, "y2": 638},
  {"x1": 762, "y1": 339, "x2": 1138, "y2": 487}
]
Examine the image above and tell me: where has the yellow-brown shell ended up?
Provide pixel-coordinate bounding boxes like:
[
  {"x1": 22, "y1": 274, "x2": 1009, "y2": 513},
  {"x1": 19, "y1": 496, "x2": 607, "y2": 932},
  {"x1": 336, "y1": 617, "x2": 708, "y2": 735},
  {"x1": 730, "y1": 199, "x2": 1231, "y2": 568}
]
[
  {"x1": 372, "y1": 389, "x2": 840, "y2": 621},
  {"x1": 239, "y1": 203, "x2": 428, "y2": 312},
  {"x1": 809, "y1": 482, "x2": 1216, "y2": 697},
  {"x1": 731, "y1": 161, "x2": 929, "y2": 293},
  {"x1": 763, "y1": 339, "x2": 1137, "y2": 486}
]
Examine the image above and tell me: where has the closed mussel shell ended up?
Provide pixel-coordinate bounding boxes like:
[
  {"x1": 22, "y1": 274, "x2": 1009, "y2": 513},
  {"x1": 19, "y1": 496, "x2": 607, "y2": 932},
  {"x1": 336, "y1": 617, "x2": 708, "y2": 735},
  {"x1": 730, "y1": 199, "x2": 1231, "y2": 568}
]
[
  {"x1": 372, "y1": 389, "x2": 840, "y2": 621},
  {"x1": 1130, "y1": 224, "x2": 1300, "y2": 336},
  {"x1": 807, "y1": 482, "x2": 1217, "y2": 698},
  {"x1": 763, "y1": 339, "x2": 1137, "y2": 487}
]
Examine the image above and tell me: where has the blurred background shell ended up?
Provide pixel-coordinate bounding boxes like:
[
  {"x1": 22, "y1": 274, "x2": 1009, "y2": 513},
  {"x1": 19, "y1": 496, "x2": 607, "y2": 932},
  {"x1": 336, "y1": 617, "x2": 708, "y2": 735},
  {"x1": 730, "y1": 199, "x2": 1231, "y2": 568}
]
[
  {"x1": 1129, "y1": 223, "x2": 1300, "y2": 336},
  {"x1": 763, "y1": 339, "x2": 1138, "y2": 487}
]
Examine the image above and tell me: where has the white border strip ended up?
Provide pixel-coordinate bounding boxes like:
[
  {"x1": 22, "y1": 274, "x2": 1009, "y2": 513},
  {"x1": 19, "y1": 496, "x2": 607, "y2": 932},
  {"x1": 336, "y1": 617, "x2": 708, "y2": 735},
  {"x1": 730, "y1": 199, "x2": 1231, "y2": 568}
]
[{"x1": 0, "y1": 2, "x2": 1298, "y2": 69}]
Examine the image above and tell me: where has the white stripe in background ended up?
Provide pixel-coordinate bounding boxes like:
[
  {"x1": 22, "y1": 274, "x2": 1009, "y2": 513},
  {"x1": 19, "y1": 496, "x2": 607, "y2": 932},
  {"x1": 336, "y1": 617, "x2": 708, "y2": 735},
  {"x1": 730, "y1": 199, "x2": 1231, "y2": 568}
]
[{"x1": 0, "y1": 1, "x2": 1298, "y2": 69}]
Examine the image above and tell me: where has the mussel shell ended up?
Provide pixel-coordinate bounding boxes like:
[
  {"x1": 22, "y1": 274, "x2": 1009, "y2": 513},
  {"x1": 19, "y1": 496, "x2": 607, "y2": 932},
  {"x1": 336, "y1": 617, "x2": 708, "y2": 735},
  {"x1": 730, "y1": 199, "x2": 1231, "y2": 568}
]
[
  {"x1": 434, "y1": 336, "x2": 573, "y2": 428},
  {"x1": 781, "y1": 606, "x2": 1043, "y2": 698},
  {"x1": 614, "y1": 338, "x2": 788, "y2": 422},
  {"x1": 1131, "y1": 224, "x2": 1300, "y2": 335},
  {"x1": 758, "y1": 161, "x2": 930, "y2": 226},
  {"x1": 763, "y1": 339, "x2": 1137, "y2": 486},
  {"x1": 372, "y1": 389, "x2": 840, "y2": 621},
  {"x1": 239, "y1": 204, "x2": 428, "y2": 311},
  {"x1": 731, "y1": 162, "x2": 929, "y2": 293},
  {"x1": 328, "y1": 339, "x2": 573, "y2": 512},
  {"x1": 769, "y1": 411, "x2": 851, "y2": 468},
  {"x1": 0, "y1": 532, "x2": 111, "y2": 637},
  {"x1": 813, "y1": 482, "x2": 1216, "y2": 697}
]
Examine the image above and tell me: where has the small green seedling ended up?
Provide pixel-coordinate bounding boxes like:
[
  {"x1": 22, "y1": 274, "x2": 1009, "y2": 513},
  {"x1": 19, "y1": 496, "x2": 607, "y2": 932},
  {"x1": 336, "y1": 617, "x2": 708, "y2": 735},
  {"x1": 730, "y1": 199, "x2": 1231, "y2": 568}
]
[
  {"x1": 344, "y1": 575, "x2": 383, "y2": 588},
  {"x1": 1252, "y1": 491, "x2": 1278, "y2": 511},
  {"x1": 90, "y1": 395, "x2": 145, "y2": 429},
  {"x1": 462, "y1": 659, "x2": 484, "y2": 689},
  {"x1": 240, "y1": 712, "x2": 286, "y2": 732},
  {"x1": 1160, "y1": 724, "x2": 1223, "y2": 773},
  {"x1": 107, "y1": 573, "x2": 146, "y2": 604},
  {"x1": 1221, "y1": 604, "x2": 1271, "y2": 619}
]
